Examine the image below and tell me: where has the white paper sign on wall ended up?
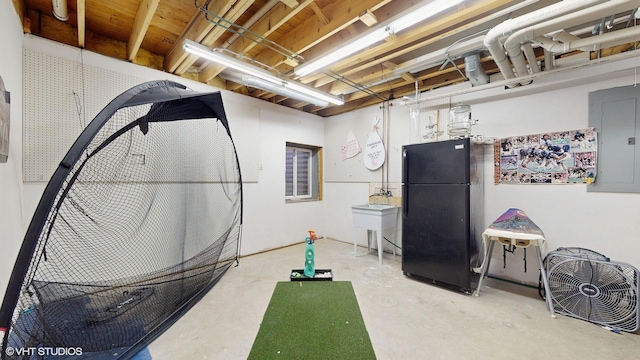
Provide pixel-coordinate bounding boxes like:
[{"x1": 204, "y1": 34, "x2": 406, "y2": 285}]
[
  {"x1": 341, "y1": 130, "x2": 361, "y2": 160},
  {"x1": 363, "y1": 117, "x2": 385, "y2": 170}
]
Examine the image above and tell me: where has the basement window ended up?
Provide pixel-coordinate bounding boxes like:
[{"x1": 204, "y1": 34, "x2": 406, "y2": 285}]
[{"x1": 286, "y1": 142, "x2": 322, "y2": 201}]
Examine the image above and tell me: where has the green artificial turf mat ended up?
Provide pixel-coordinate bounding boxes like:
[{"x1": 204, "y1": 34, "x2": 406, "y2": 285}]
[{"x1": 248, "y1": 281, "x2": 375, "y2": 360}]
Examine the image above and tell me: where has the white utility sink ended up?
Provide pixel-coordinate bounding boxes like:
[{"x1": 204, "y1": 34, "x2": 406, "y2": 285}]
[
  {"x1": 352, "y1": 203, "x2": 396, "y2": 211},
  {"x1": 351, "y1": 204, "x2": 399, "y2": 264}
]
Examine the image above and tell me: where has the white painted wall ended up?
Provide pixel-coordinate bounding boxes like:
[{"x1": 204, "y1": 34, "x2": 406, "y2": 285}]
[
  {"x1": 323, "y1": 54, "x2": 640, "y2": 285},
  {"x1": 469, "y1": 67, "x2": 640, "y2": 284},
  {"x1": 0, "y1": 34, "x2": 325, "y2": 302},
  {"x1": 323, "y1": 100, "x2": 409, "y2": 255},
  {"x1": 3, "y1": 6, "x2": 640, "y2": 303},
  {"x1": 0, "y1": 1, "x2": 25, "y2": 305}
]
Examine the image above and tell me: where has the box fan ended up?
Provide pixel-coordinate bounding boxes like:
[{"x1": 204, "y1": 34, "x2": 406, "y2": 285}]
[{"x1": 544, "y1": 247, "x2": 639, "y2": 332}]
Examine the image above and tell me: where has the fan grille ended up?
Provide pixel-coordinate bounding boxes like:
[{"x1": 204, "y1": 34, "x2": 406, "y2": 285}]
[{"x1": 546, "y1": 248, "x2": 639, "y2": 332}]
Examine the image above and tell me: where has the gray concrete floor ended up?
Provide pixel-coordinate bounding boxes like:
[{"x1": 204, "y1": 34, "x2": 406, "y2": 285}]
[{"x1": 149, "y1": 239, "x2": 640, "y2": 359}]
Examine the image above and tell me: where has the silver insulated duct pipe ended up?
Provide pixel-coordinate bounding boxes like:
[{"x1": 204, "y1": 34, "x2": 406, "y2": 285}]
[{"x1": 464, "y1": 53, "x2": 489, "y2": 86}]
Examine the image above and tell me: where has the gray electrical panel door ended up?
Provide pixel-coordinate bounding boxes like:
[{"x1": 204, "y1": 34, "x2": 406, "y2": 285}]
[{"x1": 588, "y1": 85, "x2": 640, "y2": 193}]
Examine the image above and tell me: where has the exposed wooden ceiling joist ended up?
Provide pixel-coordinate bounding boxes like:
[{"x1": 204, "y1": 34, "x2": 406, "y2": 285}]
[
  {"x1": 76, "y1": 0, "x2": 85, "y2": 47},
  {"x1": 198, "y1": 0, "x2": 314, "y2": 83},
  {"x1": 11, "y1": 0, "x2": 639, "y2": 116},
  {"x1": 127, "y1": 0, "x2": 159, "y2": 61}
]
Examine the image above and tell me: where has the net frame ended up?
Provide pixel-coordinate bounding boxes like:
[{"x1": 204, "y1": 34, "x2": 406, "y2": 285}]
[{"x1": 0, "y1": 80, "x2": 243, "y2": 359}]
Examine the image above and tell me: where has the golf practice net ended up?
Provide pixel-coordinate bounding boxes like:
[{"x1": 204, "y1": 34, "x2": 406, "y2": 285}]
[{"x1": 0, "y1": 80, "x2": 243, "y2": 359}]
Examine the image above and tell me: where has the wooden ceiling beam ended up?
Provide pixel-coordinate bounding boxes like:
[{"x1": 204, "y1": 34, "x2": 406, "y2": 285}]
[
  {"x1": 174, "y1": 0, "x2": 256, "y2": 75},
  {"x1": 252, "y1": 0, "x2": 391, "y2": 69},
  {"x1": 382, "y1": 61, "x2": 397, "y2": 70},
  {"x1": 163, "y1": 0, "x2": 237, "y2": 73},
  {"x1": 295, "y1": 0, "x2": 420, "y2": 84},
  {"x1": 337, "y1": 59, "x2": 468, "y2": 104},
  {"x1": 309, "y1": 2, "x2": 329, "y2": 25},
  {"x1": 307, "y1": 0, "x2": 514, "y2": 89},
  {"x1": 323, "y1": 0, "x2": 515, "y2": 94},
  {"x1": 339, "y1": 57, "x2": 494, "y2": 107},
  {"x1": 127, "y1": 0, "x2": 160, "y2": 61},
  {"x1": 199, "y1": 0, "x2": 314, "y2": 83},
  {"x1": 359, "y1": 9, "x2": 378, "y2": 27},
  {"x1": 321, "y1": 71, "x2": 469, "y2": 117},
  {"x1": 334, "y1": 0, "x2": 512, "y2": 73},
  {"x1": 280, "y1": 0, "x2": 299, "y2": 8},
  {"x1": 400, "y1": 73, "x2": 416, "y2": 83},
  {"x1": 77, "y1": 0, "x2": 85, "y2": 48},
  {"x1": 11, "y1": 0, "x2": 24, "y2": 24}
]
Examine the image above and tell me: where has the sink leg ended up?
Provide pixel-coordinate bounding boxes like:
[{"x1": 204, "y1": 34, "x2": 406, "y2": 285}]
[
  {"x1": 377, "y1": 229, "x2": 383, "y2": 264},
  {"x1": 353, "y1": 227, "x2": 357, "y2": 257}
]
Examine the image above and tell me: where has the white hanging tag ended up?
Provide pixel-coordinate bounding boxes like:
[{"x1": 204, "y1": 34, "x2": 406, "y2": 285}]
[
  {"x1": 341, "y1": 130, "x2": 361, "y2": 160},
  {"x1": 364, "y1": 126, "x2": 385, "y2": 170}
]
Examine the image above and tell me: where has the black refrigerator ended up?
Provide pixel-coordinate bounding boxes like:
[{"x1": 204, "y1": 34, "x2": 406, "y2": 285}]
[{"x1": 401, "y1": 137, "x2": 484, "y2": 294}]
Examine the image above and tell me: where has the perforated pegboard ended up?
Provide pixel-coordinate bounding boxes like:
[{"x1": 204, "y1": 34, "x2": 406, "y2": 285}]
[
  {"x1": 82, "y1": 64, "x2": 145, "y2": 121},
  {"x1": 23, "y1": 49, "x2": 144, "y2": 181}
]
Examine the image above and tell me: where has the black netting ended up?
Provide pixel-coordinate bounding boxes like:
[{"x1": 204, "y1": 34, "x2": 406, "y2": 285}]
[{"x1": 0, "y1": 81, "x2": 242, "y2": 359}]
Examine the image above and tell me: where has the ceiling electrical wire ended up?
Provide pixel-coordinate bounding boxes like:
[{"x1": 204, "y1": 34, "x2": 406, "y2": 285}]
[
  {"x1": 323, "y1": 70, "x2": 387, "y2": 101},
  {"x1": 379, "y1": 63, "x2": 395, "y2": 99}
]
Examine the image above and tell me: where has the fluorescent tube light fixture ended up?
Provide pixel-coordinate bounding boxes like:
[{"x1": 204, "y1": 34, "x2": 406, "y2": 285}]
[
  {"x1": 223, "y1": 72, "x2": 330, "y2": 107},
  {"x1": 293, "y1": 0, "x2": 464, "y2": 77},
  {"x1": 183, "y1": 39, "x2": 344, "y2": 106}
]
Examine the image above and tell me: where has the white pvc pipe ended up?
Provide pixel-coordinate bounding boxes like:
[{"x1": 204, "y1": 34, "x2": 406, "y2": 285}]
[
  {"x1": 504, "y1": 0, "x2": 640, "y2": 76},
  {"x1": 551, "y1": 30, "x2": 593, "y2": 52},
  {"x1": 484, "y1": 0, "x2": 606, "y2": 79},
  {"x1": 534, "y1": 24, "x2": 640, "y2": 53},
  {"x1": 544, "y1": 48, "x2": 554, "y2": 71},
  {"x1": 333, "y1": 0, "x2": 542, "y2": 95},
  {"x1": 52, "y1": 0, "x2": 68, "y2": 21},
  {"x1": 522, "y1": 43, "x2": 541, "y2": 73},
  {"x1": 401, "y1": 48, "x2": 640, "y2": 105}
]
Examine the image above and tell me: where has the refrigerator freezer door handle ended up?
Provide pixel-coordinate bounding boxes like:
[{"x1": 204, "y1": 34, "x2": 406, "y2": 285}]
[
  {"x1": 402, "y1": 148, "x2": 408, "y2": 217},
  {"x1": 402, "y1": 149, "x2": 408, "y2": 184}
]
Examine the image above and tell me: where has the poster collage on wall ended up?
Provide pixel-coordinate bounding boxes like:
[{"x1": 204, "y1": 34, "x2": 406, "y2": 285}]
[{"x1": 494, "y1": 128, "x2": 597, "y2": 185}]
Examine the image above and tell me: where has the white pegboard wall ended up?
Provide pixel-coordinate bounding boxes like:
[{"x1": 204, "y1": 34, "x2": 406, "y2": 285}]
[
  {"x1": 23, "y1": 49, "x2": 144, "y2": 182},
  {"x1": 83, "y1": 64, "x2": 145, "y2": 121},
  {"x1": 23, "y1": 48, "x2": 84, "y2": 181}
]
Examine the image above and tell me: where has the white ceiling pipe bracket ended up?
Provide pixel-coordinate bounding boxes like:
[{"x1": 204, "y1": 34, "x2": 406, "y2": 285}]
[
  {"x1": 504, "y1": 0, "x2": 640, "y2": 76},
  {"x1": 484, "y1": 0, "x2": 606, "y2": 79}
]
